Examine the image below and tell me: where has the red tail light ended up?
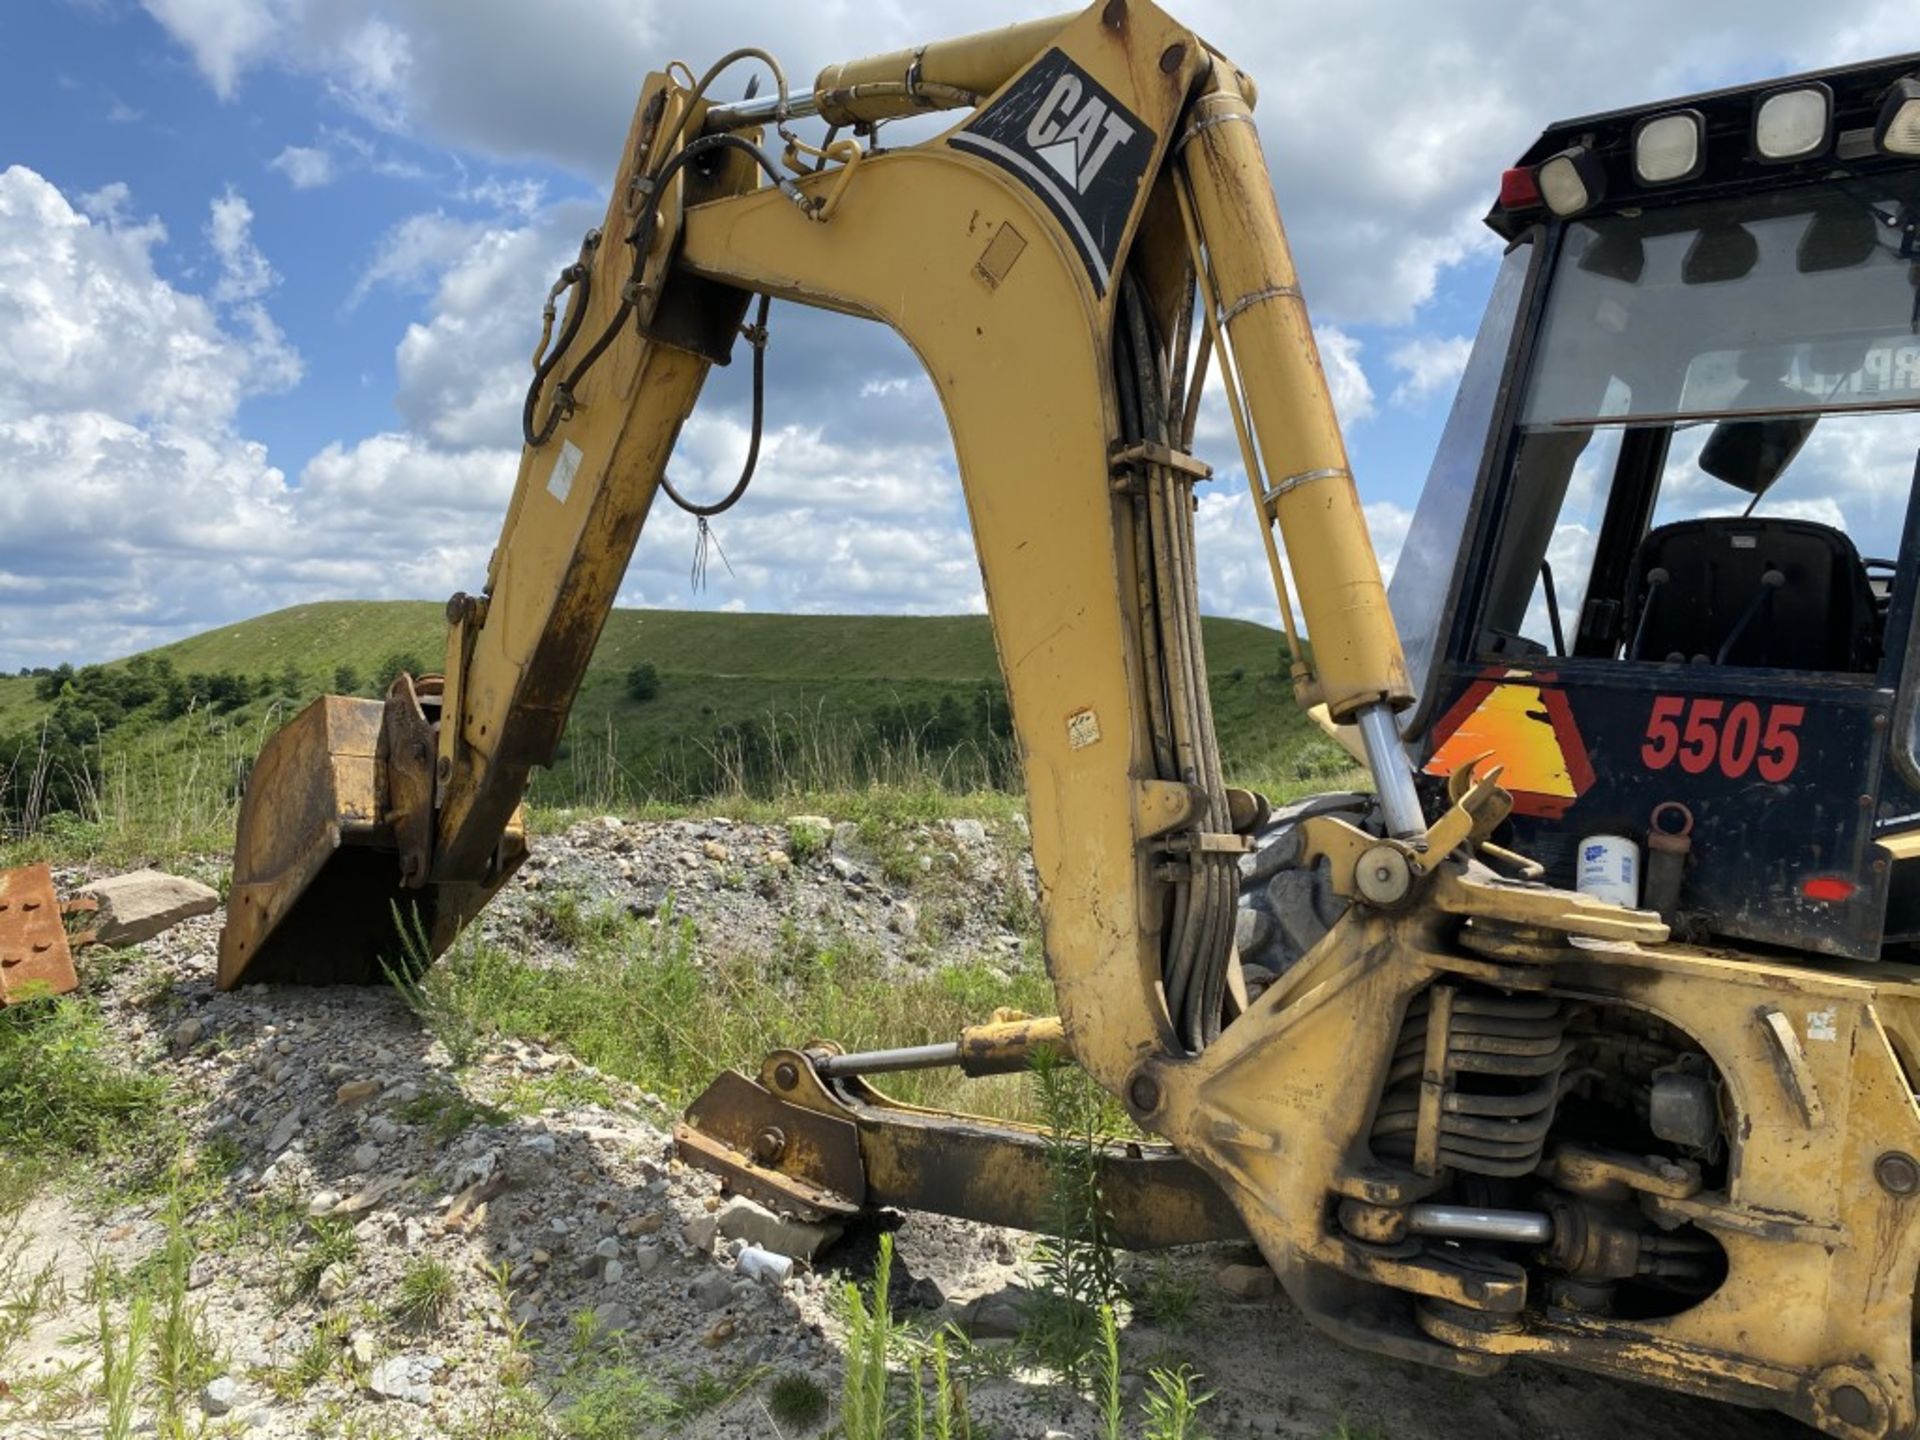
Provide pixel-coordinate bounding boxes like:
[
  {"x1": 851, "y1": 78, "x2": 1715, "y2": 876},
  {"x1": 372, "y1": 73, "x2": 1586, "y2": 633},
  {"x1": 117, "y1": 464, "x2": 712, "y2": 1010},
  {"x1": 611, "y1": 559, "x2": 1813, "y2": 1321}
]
[
  {"x1": 1802, "y1": 876, "x2": 1855, "y2": 902},
  {"x1": 1498, "y1": 166, "x2": 1542, "y2": 209}
]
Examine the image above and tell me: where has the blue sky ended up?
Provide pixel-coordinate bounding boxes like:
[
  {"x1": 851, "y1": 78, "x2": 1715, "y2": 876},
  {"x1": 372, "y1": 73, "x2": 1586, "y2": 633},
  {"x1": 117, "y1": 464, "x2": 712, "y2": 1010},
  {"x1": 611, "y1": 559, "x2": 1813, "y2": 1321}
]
[{"x1": 0, "y1": 0, "x2": 1909, "y2": 669}]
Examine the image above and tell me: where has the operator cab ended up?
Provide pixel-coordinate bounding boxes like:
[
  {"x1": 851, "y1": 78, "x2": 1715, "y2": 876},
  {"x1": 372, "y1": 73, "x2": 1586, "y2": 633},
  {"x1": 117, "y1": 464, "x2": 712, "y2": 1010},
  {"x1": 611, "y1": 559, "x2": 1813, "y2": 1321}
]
[{"x1": 1391, "y1": 56, "x2": 1920, "y2": 960}]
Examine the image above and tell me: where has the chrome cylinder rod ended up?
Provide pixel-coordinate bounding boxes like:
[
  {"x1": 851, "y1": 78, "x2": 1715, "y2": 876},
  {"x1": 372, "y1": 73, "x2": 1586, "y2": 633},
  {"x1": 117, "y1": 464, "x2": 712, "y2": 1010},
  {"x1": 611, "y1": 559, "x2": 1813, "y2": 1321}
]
[
  {"x1": 706, "y1": 92, "x2": 821, "y2": 131},
  {"x1": 1406, "y1": 1204, "x2": 1554, "y2": 1245},
  {"x1": 812, "y1": 1042, "x2": 962, "y2": 1078},
  {"x1": 1355, "y1": 703, "x2": 1425, "y2": 839}
]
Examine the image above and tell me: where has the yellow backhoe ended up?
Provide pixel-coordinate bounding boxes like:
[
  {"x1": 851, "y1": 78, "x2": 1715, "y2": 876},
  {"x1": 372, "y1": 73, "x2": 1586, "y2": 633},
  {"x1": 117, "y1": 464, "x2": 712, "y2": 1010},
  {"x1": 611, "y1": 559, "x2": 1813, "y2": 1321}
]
[{"x1": 218, "y1": 5, "x2": 1920, "y2": 1434}]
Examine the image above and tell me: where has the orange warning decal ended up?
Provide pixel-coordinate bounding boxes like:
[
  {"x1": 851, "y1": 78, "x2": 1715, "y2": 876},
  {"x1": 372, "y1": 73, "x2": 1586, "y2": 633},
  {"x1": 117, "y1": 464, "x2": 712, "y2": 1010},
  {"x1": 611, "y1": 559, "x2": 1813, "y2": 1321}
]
[{"x1": 1424, "y1": 673, "x2": 1595, "y2": 819}]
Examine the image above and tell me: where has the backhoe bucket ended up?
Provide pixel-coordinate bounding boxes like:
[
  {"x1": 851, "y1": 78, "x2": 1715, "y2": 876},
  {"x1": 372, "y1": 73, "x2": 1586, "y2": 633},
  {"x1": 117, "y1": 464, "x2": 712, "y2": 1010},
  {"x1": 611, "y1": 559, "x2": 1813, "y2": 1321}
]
[{"x1": 218, "y1": 694, "x2": 524, "y2": 990}]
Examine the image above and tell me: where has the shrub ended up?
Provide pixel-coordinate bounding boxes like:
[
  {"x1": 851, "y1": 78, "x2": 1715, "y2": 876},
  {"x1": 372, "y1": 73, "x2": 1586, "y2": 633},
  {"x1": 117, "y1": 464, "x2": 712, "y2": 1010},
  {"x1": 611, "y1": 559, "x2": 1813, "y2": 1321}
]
[
  {"x1": 374, "y1": 652, "x2": 429, "y2": 694},
  {"x1": 626, "y1": 661, "x2": 661, "y2": 703}
]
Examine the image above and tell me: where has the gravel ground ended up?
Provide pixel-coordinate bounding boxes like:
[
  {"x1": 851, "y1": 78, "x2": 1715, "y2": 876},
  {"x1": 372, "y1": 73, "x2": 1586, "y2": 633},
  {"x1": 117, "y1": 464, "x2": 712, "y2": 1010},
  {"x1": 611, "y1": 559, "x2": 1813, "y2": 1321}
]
[{"x1": 0, "y1": 817, "x2": 1807, "y2": 1439}]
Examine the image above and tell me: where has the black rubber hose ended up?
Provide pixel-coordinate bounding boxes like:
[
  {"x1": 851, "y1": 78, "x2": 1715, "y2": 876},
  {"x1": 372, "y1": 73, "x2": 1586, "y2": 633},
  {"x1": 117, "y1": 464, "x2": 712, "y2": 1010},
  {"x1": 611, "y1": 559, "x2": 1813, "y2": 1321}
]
[
  {"x1": 524, "y1": 133, "x2": 797, "y2": 450},
  {"x1": 659, "y1": 293, "x2": 772, "y2": 517}
]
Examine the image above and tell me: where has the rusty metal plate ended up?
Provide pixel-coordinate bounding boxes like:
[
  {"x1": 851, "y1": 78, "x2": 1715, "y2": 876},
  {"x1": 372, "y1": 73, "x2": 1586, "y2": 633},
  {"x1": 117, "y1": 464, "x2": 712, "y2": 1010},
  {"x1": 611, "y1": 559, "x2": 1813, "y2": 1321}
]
[
  {"x1": 0, "y1": 863, "x2": 80, "y2": 1004},
  {"x1": 680, "y1": 1069, "x2": 867, "y2": 1218}
]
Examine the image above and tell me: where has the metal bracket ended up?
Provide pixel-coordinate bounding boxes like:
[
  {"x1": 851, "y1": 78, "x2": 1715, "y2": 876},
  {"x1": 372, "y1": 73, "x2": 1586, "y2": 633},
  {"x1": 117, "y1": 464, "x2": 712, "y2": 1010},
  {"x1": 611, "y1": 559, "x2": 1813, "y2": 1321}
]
[
  {"x1": 378, "y1": 673, "x2": 438, "y2": 891},
  {"x1": 1110, "y1": 441, "x2": 1214, "y2": 482},
  {"x1": 1758, "y1": 1007, "x2": 1827, "y2": 1127}
]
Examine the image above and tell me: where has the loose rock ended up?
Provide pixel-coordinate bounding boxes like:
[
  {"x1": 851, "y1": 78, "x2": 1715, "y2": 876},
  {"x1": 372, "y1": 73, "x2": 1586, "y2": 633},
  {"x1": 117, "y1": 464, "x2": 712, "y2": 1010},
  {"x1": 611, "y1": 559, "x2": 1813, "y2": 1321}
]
[
  {"x1": 200, "y1": 1376, "x2": 239, "y2": 1416},
  {"x1": 715, "y1": 1195, "x2": 844, "y2": 1262},
  {"x1": 316, "y1": 1261, "x2": 351, "y2": 1304},
  {"x1": 81, "y1": 869, "x2": 220, "y2": 945},
  {"x1": 366, "y1": 1355, "x2": 432, "y2": 1405},
  {"x1": 1217, "y1": 1262, "x2": 1279, "y2": 1300},
  {"x1": 957, "y1": 1286, "x2": 1027, "y2": 1339},
  {"x1": 336, "y1": 1079, "x2": 381, "y2": 1107}
]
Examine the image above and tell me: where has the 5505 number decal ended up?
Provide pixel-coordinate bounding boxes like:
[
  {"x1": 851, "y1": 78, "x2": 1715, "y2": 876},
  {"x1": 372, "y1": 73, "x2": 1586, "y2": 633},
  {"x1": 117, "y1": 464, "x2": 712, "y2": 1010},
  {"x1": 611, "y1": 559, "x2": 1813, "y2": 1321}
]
[{"x1": 1641, "y1": 697, "x2": 1804, "y2": 781}]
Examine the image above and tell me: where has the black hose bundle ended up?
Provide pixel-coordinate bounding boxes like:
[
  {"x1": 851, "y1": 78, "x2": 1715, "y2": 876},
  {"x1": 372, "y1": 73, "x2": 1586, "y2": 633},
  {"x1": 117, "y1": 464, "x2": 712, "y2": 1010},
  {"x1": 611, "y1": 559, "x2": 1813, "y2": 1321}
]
[{"x1": 1115, "y1": 271, "x2": 1237, "y2": 1052}]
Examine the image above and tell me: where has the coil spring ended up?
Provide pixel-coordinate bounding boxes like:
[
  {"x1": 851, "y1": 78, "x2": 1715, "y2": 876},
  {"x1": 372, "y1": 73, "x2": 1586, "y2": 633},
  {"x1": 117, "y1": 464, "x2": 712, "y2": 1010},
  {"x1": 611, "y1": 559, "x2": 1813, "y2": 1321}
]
[{"x1": 1372, "y1": 985, "x2": 1573, "y2": 1179}]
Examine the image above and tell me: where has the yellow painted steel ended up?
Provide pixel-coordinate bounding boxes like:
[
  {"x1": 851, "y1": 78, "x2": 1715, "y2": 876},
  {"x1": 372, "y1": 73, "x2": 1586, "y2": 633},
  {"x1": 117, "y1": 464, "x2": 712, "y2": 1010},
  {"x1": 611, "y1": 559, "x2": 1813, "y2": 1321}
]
[
  {"x1": 1179, "y1": 79, "x2": 1410, "y2": 723},
  {"x1": 812, "y1": 13, "x2": 1074, "y2": 126},
  {"x1": 220, "y1": 5, "x2": 1920, "y2": 1434}
]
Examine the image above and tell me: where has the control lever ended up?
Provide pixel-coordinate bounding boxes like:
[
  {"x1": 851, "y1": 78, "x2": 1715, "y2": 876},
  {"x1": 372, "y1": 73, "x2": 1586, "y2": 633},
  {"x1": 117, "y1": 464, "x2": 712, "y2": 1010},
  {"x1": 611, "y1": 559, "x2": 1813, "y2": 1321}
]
[
  {"x1": 1715, "y1": 566, "x2": 1785, "y2": 665},
  {"x1": 1627, "y1": 567, "x2": 1669, "y2": 660}
]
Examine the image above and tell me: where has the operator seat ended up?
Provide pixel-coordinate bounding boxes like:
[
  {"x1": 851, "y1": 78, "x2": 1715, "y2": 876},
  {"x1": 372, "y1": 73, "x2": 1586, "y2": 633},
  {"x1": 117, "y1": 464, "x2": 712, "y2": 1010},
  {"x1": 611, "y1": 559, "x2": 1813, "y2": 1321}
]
[{"x1": 1622, "y1": 517, "x2": 1880, "y2": 672}]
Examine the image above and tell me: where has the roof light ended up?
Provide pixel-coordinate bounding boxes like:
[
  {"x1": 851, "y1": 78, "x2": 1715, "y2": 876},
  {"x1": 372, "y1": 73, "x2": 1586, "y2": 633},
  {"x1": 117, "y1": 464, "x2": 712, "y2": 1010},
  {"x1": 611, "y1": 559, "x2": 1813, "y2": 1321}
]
[
  {"x1": 1634, "y1": 111, "x2": 1704, "y2": 184},
  {"x1": 1803, "y1": 876, "x2": 1856, "y2": 903},
  {"x1": 1498, "y1": 166, "x2": 1541, "y2": 210},
  {"x1": 1754, "y1": 84, "x2": 1831, "y2": 161},
  {"x1": 1878, "y1": 76, "x2": 1920, "y2": 157},
  {"x1": 1537, "y1": 146, "x2": 1605, "y2": 218}
]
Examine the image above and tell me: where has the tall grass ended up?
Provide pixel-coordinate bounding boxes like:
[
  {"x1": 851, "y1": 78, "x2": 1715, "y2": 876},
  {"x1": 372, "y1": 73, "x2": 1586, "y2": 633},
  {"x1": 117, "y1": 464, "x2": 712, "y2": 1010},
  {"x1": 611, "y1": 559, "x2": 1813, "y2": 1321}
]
[
  {"x1": 0, "y1": 703, "x2": 284, "y2": 864},
  {"x1": 0, "y1": 996, "x2": 172, "y2": 1158},
  {"x1": 395, "y1": 900, "x2": 1056, "y2": 1119},
  {"x1": 552, "y1": 698, "x2": 1019, "y2": 814}
]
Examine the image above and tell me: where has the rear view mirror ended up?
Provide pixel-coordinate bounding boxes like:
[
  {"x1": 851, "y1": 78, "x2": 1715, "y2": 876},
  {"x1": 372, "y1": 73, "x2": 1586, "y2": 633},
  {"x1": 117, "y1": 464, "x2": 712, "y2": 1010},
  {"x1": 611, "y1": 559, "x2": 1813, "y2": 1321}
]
[
  {"x1": 1798, "y1": 205, "x2": 1880, "y2": 273},
  {"x1": 1579, "y1": 229, "x2": 1646, "y2": 283},
  {"x1": 1683, "y1": 222, "x2": 1760, "y2": 284},
  {"x1": 1699, "y1": 414, "x2": 1818, "y2": 493}
]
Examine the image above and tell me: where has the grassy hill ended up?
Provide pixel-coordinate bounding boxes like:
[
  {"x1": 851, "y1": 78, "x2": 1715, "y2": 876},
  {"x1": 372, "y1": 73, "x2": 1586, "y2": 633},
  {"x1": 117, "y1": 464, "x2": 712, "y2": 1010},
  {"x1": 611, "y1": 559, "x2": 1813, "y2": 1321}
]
[{"x1": 0, "y1": 601, "x2": 1351, "y2": 856}]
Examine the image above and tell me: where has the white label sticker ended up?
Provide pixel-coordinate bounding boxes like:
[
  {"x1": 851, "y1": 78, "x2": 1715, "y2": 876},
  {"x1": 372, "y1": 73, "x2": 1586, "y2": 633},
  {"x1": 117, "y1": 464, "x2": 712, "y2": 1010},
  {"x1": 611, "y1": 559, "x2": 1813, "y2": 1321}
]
[
  {"x1": 1067, "y1": 708, "x2": 1101, "y2": 750},
  {"x1": 546, "y1": 440, "x2": 584, "y2": 504},
  {"x1": 1807, "y1": 1008, "x2": 1838, "y2": 1043}
]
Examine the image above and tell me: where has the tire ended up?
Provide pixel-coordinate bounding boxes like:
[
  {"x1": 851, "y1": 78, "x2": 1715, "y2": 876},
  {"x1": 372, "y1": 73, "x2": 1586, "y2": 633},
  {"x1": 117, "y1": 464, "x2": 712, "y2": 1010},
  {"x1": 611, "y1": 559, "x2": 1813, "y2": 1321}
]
[{"x1": 1236, "y1": 792, "x2": 1376, "y2": 996}]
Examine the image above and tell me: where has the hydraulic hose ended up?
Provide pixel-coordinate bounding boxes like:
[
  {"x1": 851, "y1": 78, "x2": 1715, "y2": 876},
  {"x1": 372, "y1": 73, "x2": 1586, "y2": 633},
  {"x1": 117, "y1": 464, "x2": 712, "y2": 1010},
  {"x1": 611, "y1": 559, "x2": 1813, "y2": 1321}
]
[{"x1": 1120, "y1": 273, "x2": 1235, "y2": 1052}]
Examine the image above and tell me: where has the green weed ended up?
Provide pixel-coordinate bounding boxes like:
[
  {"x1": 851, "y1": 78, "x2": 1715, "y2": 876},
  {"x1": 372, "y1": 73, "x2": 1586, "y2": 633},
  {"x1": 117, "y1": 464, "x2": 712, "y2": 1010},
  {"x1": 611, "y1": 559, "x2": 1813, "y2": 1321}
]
[
  {"x1": 1129, "y1": 1259, "x2": 1211, "y2": 1334},
  {"x1": 1142, "y1": 1364, "x2": 1213, "y2": 1440},
  {"x1": 839, "y1": 1234, "x2": 897, "y2": 1440},
  {"x1": 282, "y1": 1218, "x2": 358, "y2": 1302},
  {"x1": 266, "y1": 1313, "x2": 354, "y2": 1398},
  {"x1": 1097, "y1": 1304, "x2": 1124, "y2": 1440},
  {"x1": 559, "y1": 1362, "x2": 673, "y2": 1438},
  {"x1": 1023, "y1": 1046, "x2": 1121, "y2": 1383},
  {"x1": 0, "y1": 995, "x2": 172, "y2": 1158},
  {"x1": 393, "y1": 1086, "x2": 510, "y2": 1143},
  {"x1": 385, "y1": 905, "x2": 486, "y2": 1067},
  {"x1": 149, "y1": 1197, "x2": 221, "y2": 1428},
  {"x1": 389, "y1": 1255, "x2": 459, "y2": 1331},
  {"x1": 785, "y1": 818, "x2": 829, "y2": 863},
  {"x1": 101, "y1": 1290, "x2": 154, "y2": 1440},
  {"x1": 767, "y1": 1370, "x2": 829, "y2": 1430}
]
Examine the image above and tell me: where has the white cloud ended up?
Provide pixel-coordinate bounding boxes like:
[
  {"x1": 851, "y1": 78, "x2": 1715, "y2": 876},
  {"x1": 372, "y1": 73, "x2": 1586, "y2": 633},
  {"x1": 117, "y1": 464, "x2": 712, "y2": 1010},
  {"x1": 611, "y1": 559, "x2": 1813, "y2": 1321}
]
[
  {"x1": 270, "y1": 128, "x2": 432, "y2": 192},
  {"x1": 0, "y1": 168, "x2": 294, "y2": 429},
  {"x1": 350, "y1": 210, "x2": 489, "y2": 308},
  {"x1": 138, "y1": 0, "x2": 288, "y2": 101},
  {"x1": 0, "y1": 168, "x2": 308, "y2": 664},
  {"x1": 1389, "y1": 335, "x2": 1474, "y2": 408},
  {"x1": 270, "y1": 144, "x2": 336, "y2": 189},
  {"x1": 384, "y1": 201, "x2": 599, "y2": 446},
  {"x1": 137, "y1": 0, "x2": 1911, "y2": 336},
  {"x1": 324, "y1": 17, "x2": 413, "y2": 128},
  {"x1": 207, "y1": 188, "x2": 274, "y2": 304},
  {"x1": 1316, "y1": 326, "x2": 1376, "y2": 426}
]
